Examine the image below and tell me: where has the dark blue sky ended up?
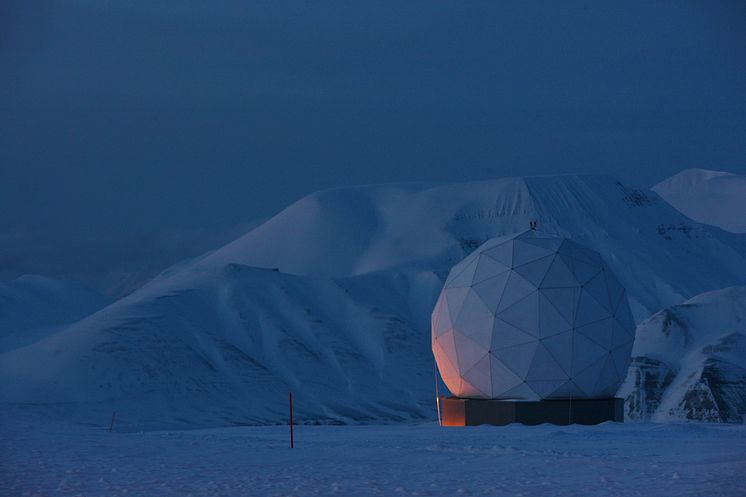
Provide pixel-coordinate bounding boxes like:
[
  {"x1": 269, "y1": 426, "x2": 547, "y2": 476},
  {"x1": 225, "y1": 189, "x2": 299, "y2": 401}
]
[{"x1": 1, "y1": 0, "x2": 745, "y2": 294}]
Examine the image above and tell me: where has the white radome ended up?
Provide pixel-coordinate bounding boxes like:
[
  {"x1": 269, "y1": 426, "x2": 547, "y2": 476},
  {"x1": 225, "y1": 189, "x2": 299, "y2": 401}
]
[{"x1": 432, "y1": 230, "x2": 636, "y2": 400}]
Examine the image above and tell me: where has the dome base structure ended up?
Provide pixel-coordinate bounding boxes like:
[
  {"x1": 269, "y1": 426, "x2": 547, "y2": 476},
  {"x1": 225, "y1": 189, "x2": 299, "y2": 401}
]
[{"x1": 439, "y1": 396, "x2": 624, "y2": 427}]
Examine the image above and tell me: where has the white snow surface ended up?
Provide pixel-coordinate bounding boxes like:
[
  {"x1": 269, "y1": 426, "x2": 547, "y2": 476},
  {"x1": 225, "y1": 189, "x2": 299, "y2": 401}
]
[
  {"x1": 620, "y1": 286, "x2": 746, "y2": 423},
  {"x1": 1, "y1": 408, "x2": 744, "y2": 497},
  {"x1": 2, "y1": 174, "x2": 746, "y2": 429},
  {"x1": 653, "y1": 168, "x2": 746, "y2": 233}
]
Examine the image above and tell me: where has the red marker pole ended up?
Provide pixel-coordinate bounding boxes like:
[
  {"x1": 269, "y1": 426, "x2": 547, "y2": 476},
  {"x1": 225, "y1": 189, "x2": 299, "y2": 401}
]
[
  {"x1": 289, "y1": 392, "x2": 294, "y2": 448},
  {"x1": 108, "y1": 411, "x2": 117, "y2": 432}
]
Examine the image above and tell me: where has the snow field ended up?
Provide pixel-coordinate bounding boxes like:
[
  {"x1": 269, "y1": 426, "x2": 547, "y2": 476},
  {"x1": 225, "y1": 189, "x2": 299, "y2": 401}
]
[{"x1": 2, "y1": 408, "x2": 745, "y2": 497}]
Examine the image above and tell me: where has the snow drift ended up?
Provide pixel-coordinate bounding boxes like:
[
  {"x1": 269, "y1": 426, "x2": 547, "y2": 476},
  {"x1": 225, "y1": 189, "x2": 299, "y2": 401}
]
[{"x1": 2, "y1": 174, "x2": 746, "y2": 429}]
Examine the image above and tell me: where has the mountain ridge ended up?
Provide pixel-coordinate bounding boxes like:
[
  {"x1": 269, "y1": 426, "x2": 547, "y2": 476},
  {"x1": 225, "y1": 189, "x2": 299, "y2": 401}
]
[{"x1": 2, "y1": 173, "x2": 745, "y2": 429}]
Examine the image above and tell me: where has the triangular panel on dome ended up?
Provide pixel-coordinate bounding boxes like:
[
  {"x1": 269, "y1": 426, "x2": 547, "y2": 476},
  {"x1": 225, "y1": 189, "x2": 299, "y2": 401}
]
[
  {"x1": 497, "y1": 291, "x2": 540, "y2": 337},
  {"x1": 611, "y1": 318, "x2": 634, "y2": 348},
  {"x1": 592, "y1": 354, "x2": 620, "y2": 397},
  {"x1": 435, "y1": 329, "x2": 458, "y2": 364},
  {"x1": 491, "y1": 340, "x2": 539, "y2": 378},
  {"x1": 525, "y1": 379, "x2": 568, "y2": 399},
  {"x1": 459, "y1": 377, "x2": 491, "y2": 398},
  {"x1": 472, "y1": 271, "x2": 511, "y2": 314},
  {"x1": 443, "y1": 377, "x2": 463, "y2": 398},
  {"x1": 490, "y1": 318, "x2": 536, "y2": 350},
  {"x1": 604, "y1": 270, "x2": 625, "y2": 311},
  {"x1": 613, "y1": 293, "x2": 636, "y2": 334},
  {"x1": 572, "y1": 354, "x2": 607, "y2": 397},
  {"x1": 491, "y1": 318, "x2": 536, "y2": 350},
  {"x1": 433, "y1": 336, "x2": 459, "y2": 382},
  {"x1": 574, "y1": 243, "x2": 603, "y2": 266},
  {"x1": 556, "y1": 239, "x2": 576, "y2": 259},
  {"x1": 461, "y1": 354, "x2": 493, "y2": 398},
  {"x1": 563, "y1": 240, "x2": 603, "y2": 266},
  {"x1": 540, "y1": 286, "x2": 580, "y2": 325},
  {"x1": 575, "y1": 317, "x2": 614, "y2": 350},
  {"x1": 561, "y1": 255, "x2": 602, "y2": 286},
  {"x1": 453, "y1": 331, "x2": 490, "y2": 374},
  {"x1": 538, "y1": 291, "x2": 572, "y2": 338},
  {"x1": 488, "y1": 354, "x2": 523, "y2": 398},
  {"x1": 499, "y1": 382, "x2": 539, "y2": 401},
  {"x1": 447, "y1": 258, "x2": 479, "y2": 288},
  {"x1": 482, "y1": 240, "x2": 514, "y2": 268},
  {"x1": 496, "y1": 271, "x2": 536, "y2": 312},
  {"x1": 451, "y1": 378, "x2": 466, "y2": 397},
  {"x1": 574, "y1": 288, "x2": 611, "y2": 327},
  {"x1": 516, "y1": 232, "x2": 563, "y2": 252},
  {"x1": 541, "y1": 331, "x2": 573, "y2": 376},
  {"x1": 596, "y1": 381, "x2": 621, "y2": 398},
  {"x1": 583, "y1": 270, "x2": 613, "y2": 311},
  {"x1": 526, "y1": 343, "x2": 568, "y2": 381},
  {"x1": 540, "y1": 254, "x2": 578, "y2": 288},
  {"x1": 570, "y1": 332, "x2": 608, "y2": 376},
  {"x1": 545, "y1": 379, "x2": 583, "y2": 400},
  {"x1": 453, "y1": 314, "x2": 494, "y2": 349},
  {"x1": 515, "y1": 230, "x2": 546, "y2": 240},
  {"x1": 454, "y1": 291, "x2": 493, "y2": 327},
  {"x1": 513, "y1": 239, "x2": 556, "y2": 267},
  {"x1": 433, "y1": 294, "x2": 453, "y2": 338},
  {"x1": 611, "y1": 343, "x2": 633, "y2": 379},
  {"x1": 513, "y1": 254, "x2": 555, "y2": 287},
  {"x1": 472, "y1": 254, "x2": 511, "y2": 284},
  {"x1": 445, "y1": 287, "x2": 470, "y2": 321}
]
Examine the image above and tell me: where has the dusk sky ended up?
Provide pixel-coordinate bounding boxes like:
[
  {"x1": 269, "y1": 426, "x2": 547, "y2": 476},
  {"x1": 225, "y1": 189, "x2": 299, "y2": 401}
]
[{"x1": 2, "y1": 0, "x2": 745, "y2": 294}]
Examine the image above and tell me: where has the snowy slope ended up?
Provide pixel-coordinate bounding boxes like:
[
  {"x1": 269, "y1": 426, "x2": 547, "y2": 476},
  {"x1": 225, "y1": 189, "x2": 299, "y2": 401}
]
[
  {"x1": 653, "y1": 168, "x2": 746, "y2": 233},
  {"x1": 2, "y1": 174, "x2": 746, "y2": 429},
  {"x1": 0, "y1": 275, "x2": 110, "y2": 353},
  {"x1": 620, "y1": 286, "x2": 746, "y2": 423}
]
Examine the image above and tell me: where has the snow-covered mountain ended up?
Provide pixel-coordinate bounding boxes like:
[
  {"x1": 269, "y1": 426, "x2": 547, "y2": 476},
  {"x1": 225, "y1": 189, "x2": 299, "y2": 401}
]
[
  {"x1": 2, "y1": 174, "x2": 746, "y2": 429},
  {"x1": 620, "y1": 286, "x2": 746, "y2": 423},
  {"x1": 0, "y1": 276, "x2": 110, "y2": 353},
  {"x1": 652, "y1": 168, "x2": 746, "y2": 233}
]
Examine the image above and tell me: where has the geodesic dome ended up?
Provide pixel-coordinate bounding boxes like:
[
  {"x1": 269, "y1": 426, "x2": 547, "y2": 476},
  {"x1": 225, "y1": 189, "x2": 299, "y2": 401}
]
[{"x1": 432, "y1": 230, "x2": 636, "y2": 400}]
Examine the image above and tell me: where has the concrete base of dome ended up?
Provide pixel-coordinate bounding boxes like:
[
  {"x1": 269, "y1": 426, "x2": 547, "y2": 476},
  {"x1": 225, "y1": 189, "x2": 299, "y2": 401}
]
[{"x1": 439, "y1": 396, "x2": 624, "y2": 427}]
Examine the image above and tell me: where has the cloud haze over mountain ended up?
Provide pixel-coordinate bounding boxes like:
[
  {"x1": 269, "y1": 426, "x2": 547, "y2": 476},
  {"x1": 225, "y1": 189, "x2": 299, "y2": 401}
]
[{"x1": 1, "y1": 1, "x2": 745, "y2": 294}]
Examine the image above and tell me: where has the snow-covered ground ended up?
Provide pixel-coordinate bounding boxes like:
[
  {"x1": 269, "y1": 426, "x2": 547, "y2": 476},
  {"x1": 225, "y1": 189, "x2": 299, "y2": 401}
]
[{"x1": 1, "y1": 408, "x2": 744, "y2": 497}]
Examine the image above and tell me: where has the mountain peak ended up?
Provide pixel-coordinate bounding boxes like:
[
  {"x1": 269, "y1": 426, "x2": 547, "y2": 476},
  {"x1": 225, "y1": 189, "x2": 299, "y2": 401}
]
[
  {"x1": 653, "y1": 168, "x2": 746, "y2": 233},
  {"x1": 654, "y1": 168, "x2": 735, "y2": 190}
]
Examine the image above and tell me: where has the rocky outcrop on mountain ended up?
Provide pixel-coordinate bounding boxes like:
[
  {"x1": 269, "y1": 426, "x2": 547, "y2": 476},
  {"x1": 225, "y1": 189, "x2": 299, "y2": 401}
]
[{"x1": 620, "y1": 287, "x2": 746, "y2": 423}]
